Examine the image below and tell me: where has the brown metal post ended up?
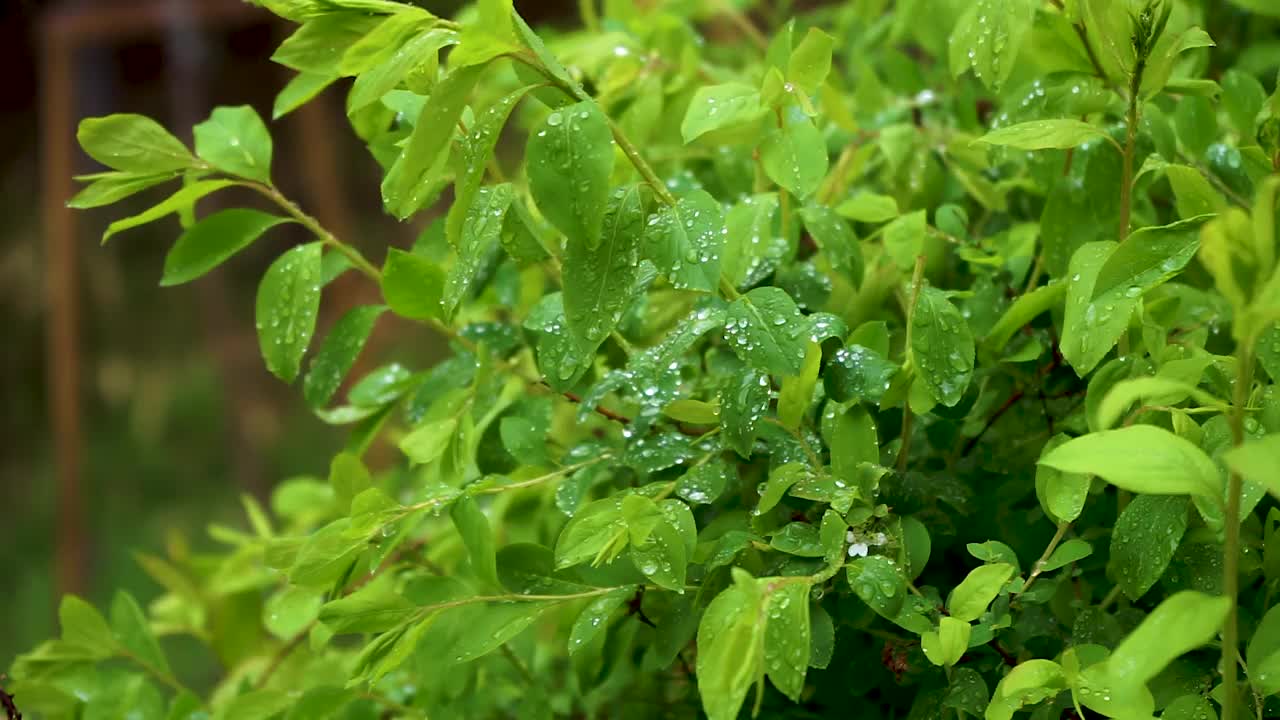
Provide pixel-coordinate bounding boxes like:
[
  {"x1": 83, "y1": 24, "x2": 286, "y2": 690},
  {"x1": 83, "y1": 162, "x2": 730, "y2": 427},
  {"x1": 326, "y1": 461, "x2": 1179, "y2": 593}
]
[{"x1": 40, "y1": 23, "x2": 85, "y2": 598}]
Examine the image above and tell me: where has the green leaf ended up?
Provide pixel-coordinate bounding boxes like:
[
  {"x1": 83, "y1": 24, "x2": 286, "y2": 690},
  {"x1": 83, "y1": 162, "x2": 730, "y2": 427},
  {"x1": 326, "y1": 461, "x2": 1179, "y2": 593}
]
[
  {"x1": 882, "y1": 210, "x2": 926, "y2": 271},
  {"x1": 681, "y1": 84, "x2": 766, "y2": 144},
  {"x1": 272, "y1": 71, "x2": 336, "y2": 120},
  {"x1": 399, "y1": 418, "x2": 459, "y2": 465},
  {"x1": 526, "y1": 101, "x2": 614, "y2": 249},
  {"x1": 641, "y1": 189, "x2": 727, "y2": 292},
  {"x1": 975, "y1": 119, "x2": 1113, "y2": 150},
  {"x1": 824, "y1": 344, "x2": 897, "y2": 405},
  {"x1": 629, "y1": 512, "x2": 687, "y2": 591},
  {"x1": 983, "y1": 282, "x2": 1066, "y2": 354},
  {"x1": 568, "y1": 587, "x2": 632, "y2": 656},
  {"x1": 193, "y1": 105, "x2": 273, "y2": 183},
  {"x1": 836, "y1": 192, "x2": 900, "y2": 223},
  {"x1": 448, "y1": 85, "x2": 534, "y2": 249},
  {"x1": 263, "y1": 585, "x2": 322, "y2": 639},
  {"x1": 1041, "y1": 538, "x2": 1092, "y2": 572},
  {"x1": 910, "y1": 286, "x2": 975, "y2": 407},
  {"x1": 256, "y1": 242, "x2": 324, "y2": 382},
  {"x1": 110, "y1": 591, "x2": 168, "y2": 673},
  {"x1": 948, "y1": 0, "x2": 1036, "y2": 91},
  {"x1": 68, "y1": 170, "x2": 179, "y2": 209},
  {"x1": 948, "y1": 563, "x2": 1015, "y2": 622},
  {"x1": 217, "y1": 689, "x2": 294, "y2": 720},
  {"x1": 380, "y1": 248, "x2": 444, "y2": 320},
  {"x1": 764, "y1": 581, "x2": 811, "y2": 701},
  {"x1": 1104, "y1": 591, "x2": 1230, "y2": 690},
  {"x1": 1061, "y1": 218, "x2": 1204, "y2": 374},
  {"x1": 1225, "y1": 434, "x2": 1280, "y2": 501},
  {"x1": 428, "y1": 599, "x2": 555, "y2": 664},
  {"x1": 1247, "y1": 604, "x2": 1280, "y2": 695},
  {"x1": 1165, "y1": 165, "x2": 1225, "y2": 220},
  {"x1": 101, "y1": 179, "x2": 236, "y2": 242},
  {"x1": 1161, "y1": 695, "x2": 1218, "y2": 720},
  {"x1": 987, "y1": 659, "x2": 1067, "y2": 720},
  {"x1": 1109, "y1": 495, "x2": 1188, "y2": 600},
  {"x1": 1093, "y1": 215, "x2": 1208, "y2": 296},
  {"x1": 799, "y1": 205, "x2": 864, "y2": 286},
  {"x1": 696, "y1": 570, "x2": 765, "y2": 720},
  {"x1": 319, "y1": 578, "x2": 415, "y2": 634},
  {"x1": 328, "y1": 451, "x2": 372, "y2": 509},
  {"x1": 450, "y1": 0, "x2": 520, "y2": 67},
  {"x1": 757, "y1": 464, "x2": 806, "y2": 515},
  {"x1": 1039, "y1": 425, "x2": 1222, "y2": 498},
  {"x1": 725, "y1": 287, "x2": 808, "y2": 376},
  {"x1": 382, "y1": 62, "x2": 487, "y2": 219},
  {"x1": 451, "y1": 496, "x2": 499, "y2": 589},
  {"x1": 777, "y1": 342, "x2": 821, "y2": 429},
  {"x1": 760, "y1": 117, "x2": 828, "y2": 199},
  {"x1": 77, "y1": 114, "x2": 195, "y2": 173},
  {"x1": 721, "y1": 193, "x2": 784, "y2": 289},
  {"x1": 787, "y1": 28, "x2": 834, "y2": 93},
  {"x1": 562, "y1": 185, "x2": 645, "y2": 353},
  {"x1": 303, "y1": 305, "x2": 385, "y2": 409},
  {"x1": 59, "y1": 596, "x2": 116, "y2": 656},
  {"x1": 347, "y1": 28, "x2": 457, "y2": 112},
  {"x1": 161, "y1": 209, "x2": 291, "y2": 286},
  {"x1": 444, "y1": 183, "x2": 513, "y2": 318},
  {"x1": 922, "y1": 616, "x2": 970, "y2": 667},
  {"x1": 555, "y1": 496, "x2": 627, "y2": 569},
  {"x1": 722, "y1": 369, "x2": 770, "y2": 458},
  {"x1": 272, "y1": 13, "x2": 382, "y2": 74},
  {"x1": 676, "y1": 457, "x2": 732, "y2": 505},
  {"x1": 847, "y1": 556, "x2": 931, "y2": 632}
]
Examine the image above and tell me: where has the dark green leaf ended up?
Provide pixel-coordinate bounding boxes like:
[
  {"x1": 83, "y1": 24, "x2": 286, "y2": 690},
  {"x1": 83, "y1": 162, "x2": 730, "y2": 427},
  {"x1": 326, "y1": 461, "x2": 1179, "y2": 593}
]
[
  {"x1": 444, "y1": 183, "x2": 513, "y2": 318},
  {"x1": 451, "y1": 496, "x2": 500, "y2": 589},
  {"x1": 910, "y1": 286, "x2": 975, "y2": 407},
  {"x1": 1109, "y1": 495, "x2": 1187, "y2": 600},
  {"x1": 725, "y1": 287, "x2": 808, "y2": 376},
  {"x1": 382, "y1": 63, "x2": 488, "y2": 219},
  {"x1": 721, "y1": 368, "x2": 771, "y2": 458},
  {"x1": 526, "y1": 100, "x2": 614, "y2": 249},
  {"x1": 303, "y1": 305, "x2": 385, "y2": 408},
  {"x1": 562, "y1": 185, "x2": 644, "y2": 353},
  {"x1": 256, "y1": 242, "x2": 324, "y2": 382},
  {"x1": 161, "y1": 209, "x2": 290, "y2": 286}
]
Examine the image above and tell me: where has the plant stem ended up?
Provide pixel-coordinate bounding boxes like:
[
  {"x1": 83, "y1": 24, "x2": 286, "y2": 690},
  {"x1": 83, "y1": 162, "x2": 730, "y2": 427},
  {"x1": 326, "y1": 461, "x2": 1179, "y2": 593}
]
[
  {"x1": 896, "y1": 256, "x2": 927, "y2": 474},
  {"x1": 606, "y1": 115, "x2": 677, "y2": 206},
  {"x1": 1119, "y1": 57, "x2": 1145, "y2": 242},
  {"x1": 1018, "y1": 523, "x2": 1068, "y2": 597},
  {"x1": 716, "y1": 0, "x2": 768, "y2": 50},
  {"x1": 243, "y1": 182, "x2": 381, "y2": 280},
  {"x1": 577, "y1": 0, "x2": 599, "y2": 32},
  {"x1": 1223, "y1": 344, "x2": 1257, "y2": 720}
]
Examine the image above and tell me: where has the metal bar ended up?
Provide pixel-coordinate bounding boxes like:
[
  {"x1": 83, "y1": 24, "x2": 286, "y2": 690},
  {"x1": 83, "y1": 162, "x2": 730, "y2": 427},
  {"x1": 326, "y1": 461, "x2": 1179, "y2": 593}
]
[{"x1": 40, "y1": 27, "x2": 85, "y2": 599}]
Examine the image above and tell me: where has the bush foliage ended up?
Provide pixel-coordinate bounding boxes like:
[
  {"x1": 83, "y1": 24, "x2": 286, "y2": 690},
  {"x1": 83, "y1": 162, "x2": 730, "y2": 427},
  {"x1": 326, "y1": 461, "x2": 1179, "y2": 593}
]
[{"x1": 12, "y1": 0, "x2": 1280, "y2": 718}]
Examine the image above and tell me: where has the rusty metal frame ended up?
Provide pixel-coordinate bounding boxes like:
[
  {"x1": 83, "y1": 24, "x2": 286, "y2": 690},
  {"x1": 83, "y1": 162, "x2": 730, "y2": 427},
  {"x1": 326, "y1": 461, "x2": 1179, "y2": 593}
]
[{"x1": 39, "y1": 0, "x2": 262, "y2": 599}]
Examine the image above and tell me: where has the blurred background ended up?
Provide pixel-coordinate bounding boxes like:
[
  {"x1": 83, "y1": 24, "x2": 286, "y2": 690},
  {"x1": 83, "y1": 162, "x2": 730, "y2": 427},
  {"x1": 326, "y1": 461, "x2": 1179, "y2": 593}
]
[{"x1": 0, "y1": 0, "x2": 584, "y2": 671}]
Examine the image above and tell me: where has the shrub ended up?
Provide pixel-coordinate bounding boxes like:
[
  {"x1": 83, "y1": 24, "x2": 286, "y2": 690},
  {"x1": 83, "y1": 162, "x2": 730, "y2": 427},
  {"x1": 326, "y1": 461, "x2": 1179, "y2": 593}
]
[{"x1": 12, "y1": 0, "x2": 1280, "y2": 718}]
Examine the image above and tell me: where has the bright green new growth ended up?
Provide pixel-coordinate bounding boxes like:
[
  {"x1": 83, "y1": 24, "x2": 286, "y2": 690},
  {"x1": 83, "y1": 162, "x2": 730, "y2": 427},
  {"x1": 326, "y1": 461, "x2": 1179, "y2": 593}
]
[{"x1": 18, "y1": 0, "x2": 1280, "y2": 719}]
